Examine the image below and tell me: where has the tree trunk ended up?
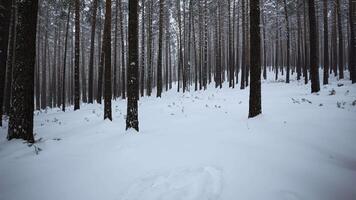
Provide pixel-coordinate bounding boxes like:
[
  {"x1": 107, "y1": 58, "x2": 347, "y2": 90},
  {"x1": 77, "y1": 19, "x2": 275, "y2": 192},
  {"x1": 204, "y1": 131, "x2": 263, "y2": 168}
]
[
  {"x1": 248, "y1": 0, "x2": 261, "y2": 118},
  {"x1": 104, "y1": 0, "x2": 112, "y2": 120},
  {"x1": 323, "y1": 0, "x2": 329, "y2": 84},
  {"x1": 126, "y1": 0, "x2": 139, "y2": 131},
  {"x1": 350, "y1": 0, "x2": 356, "y2": 83},
  {"x1": 119, "y1": 0, "x2": 126, "y2": 99},
  {"x1": 283, "y1": 0, "x2": 290, "y2": 83},
  {"x1": 62, "y1": 4, "x2": 71, "y2": 112},
  {"x1": 140, "y1": 0, "x2": 145, "y2": 96},
  {"x1": 336, "y1": 0, "x2": 344, "y2": 79},
  {"x1": 157, "y1": 0, "x2": 164, "y2": 97},
  {"x1": 88, "y1": 0, "x2": 98, "y2": 103},
  {"x1": 308, "y1": 0, "x2": 320, "y2": 93},
  {"x1": 7, "y1": 0, "x2": 38, "y2": 143},
  {"x1": 0, "y1": 0, "x2": 11, "y2": 126},
  {"x1": 74, "y1": 0, "x2": 80, "y2": 110}
]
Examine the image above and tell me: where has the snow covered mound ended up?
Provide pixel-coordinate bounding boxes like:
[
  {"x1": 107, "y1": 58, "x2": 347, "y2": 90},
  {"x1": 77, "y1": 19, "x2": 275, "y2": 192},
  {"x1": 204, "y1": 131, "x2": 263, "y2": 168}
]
[{"x1": 0, "y1": 74, "x2": 356, "y2": 200}]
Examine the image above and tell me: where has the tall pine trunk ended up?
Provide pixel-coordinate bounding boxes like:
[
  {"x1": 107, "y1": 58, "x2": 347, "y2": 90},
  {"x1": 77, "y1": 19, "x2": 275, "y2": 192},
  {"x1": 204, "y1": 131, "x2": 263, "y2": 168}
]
[
  {"x1": 74, "y1": 0, "x2": 80, "y2": 110},
  {"x1": 248, "y1": 0, "x2": 261, "y2": 118},
  {"x1": 350, "y1": 0, "x2": 356, "y2": 83},
  {"x1": 104, "y1": 0, "x2": 112, "y2": 120},
  {"x1": 7, "y1": 0, "x2": 38, "y2": 143},
  {"x1": 0, "y1": 0, "x2": 11, "y2": 126},
  {"x1": 126, "y1": 0, "x2": 139, "y2": 131},
  {"x1": 323, "y1": 0, "x2": 329, "y2": 84},
  {"x1": 157, "y1": 0, "x2": 164, "y2": 97},
  {"x1": 308, "y1": 0, "x2": 320, "y2": 93},
  {"x1": 88, "y1": 0, "x2": 98, "y2": 103}
]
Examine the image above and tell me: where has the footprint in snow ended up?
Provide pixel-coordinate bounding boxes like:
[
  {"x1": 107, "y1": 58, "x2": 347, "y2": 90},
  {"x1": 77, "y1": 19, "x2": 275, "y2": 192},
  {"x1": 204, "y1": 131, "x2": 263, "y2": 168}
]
[{"x1": 121, "y1": 166, "x2": 222, "y2": 200}]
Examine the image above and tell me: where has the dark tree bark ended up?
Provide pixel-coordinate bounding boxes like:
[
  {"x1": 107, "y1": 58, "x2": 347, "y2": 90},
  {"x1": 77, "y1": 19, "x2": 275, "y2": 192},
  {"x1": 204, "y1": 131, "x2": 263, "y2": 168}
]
[
  {"x1": 296, "y1": 0, "x2": 302, "y2": 80},
  {"x1": 332, "y1": 3, "x2": 338, "y2": 77},
  {"x1": 62, "y1": 4, "x2": 71, "y2": 112},
  {"x1": 262, "y1": 2, "x2": 267, "y2": 80},
  {"x1": 248, "y1": 0, "x2": 262, "y2": 118},
  {"x1": 350, "y1": 0, "x2": 356, "y2": 83},
  {"x1": 126, "y1": 0, "x2": 139, "y2": 131},
  {"x1": 7, "y1": 0, "x2": 38, "y2": 143},
  {"x1": 203, "y1": 0, "x2": 208, "y2": 90},
  {"x1": 240, "y1": 0, "x2": 246, "y2": 89},
  {"x1": 323, "y1": 0, "x2": 329, "y2": 85},
  {"x1": 146, "y1": 0, "x2": 153, "y2": 96},
  {"x1": 3, "y1": 0, "x2": 16, "y2": 117},
  {"x1": 104, "y1": 0, "x2": 112, "y2": 120},
  {"x1": 177, "y1": 0, "x2": 183, "y2": 92},
  {"x1": 114, "y1": 0, "x2": 119, "y2": 99},
  {"x1": 303, "y1": 0, "x2": 309, "y2": 84},
  {"x1": 41, "y1": 8, "x2": 48, "y2": 110},
  {"x1": 88, "y1": 0, "x2": 98, "y2": 103},
  {"x1": 74, "y1": 0, "x2": 80, "y2": 110},
  {"x1": 140, "y1": 0, "x2": 145, "y2": 97},
  {"x1": 283, "y1": 0, "x2": 290, "y2": 83},
  {"x1": 119, "y1": 0, "x2": 126, "y2": 99},
  {"x1": 0, "y1": 0, "x2": 11, "y2": 126},
  {"x1": 308, "y1": 0, "x2": 320, "y2": 93},
  {"x1": 336, "y1": 0, "x2": 344, "y2": 79},
  {"x1": 157, "y1": 0, "x2": 164, "y2": 97},
  {"x1": 228, "y1": 0, "x2": 234, "y2": 88},
  {"x1": 236, "y1": 0, "x2": 240, "y2": 83}
]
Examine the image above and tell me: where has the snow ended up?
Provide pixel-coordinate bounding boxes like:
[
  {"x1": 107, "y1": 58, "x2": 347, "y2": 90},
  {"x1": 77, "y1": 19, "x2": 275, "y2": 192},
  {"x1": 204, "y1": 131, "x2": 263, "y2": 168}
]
[{"x1": 1, "y1": 71, "x2": 356, "y2": 200}]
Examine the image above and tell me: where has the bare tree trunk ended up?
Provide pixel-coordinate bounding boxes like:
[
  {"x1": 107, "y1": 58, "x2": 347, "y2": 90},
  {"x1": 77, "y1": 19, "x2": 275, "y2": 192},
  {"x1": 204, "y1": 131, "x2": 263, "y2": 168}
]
[
  {"x1": 323, "y1": 0, "x2": 329, "y2": 84},
  {"x1": 104, "y1": 0, "x2": 112, "y2": 120},
  {"x1": 0, "y1": 0, "x2": 11, "y2": 126},
  {"x1": 140, "y1": 0, "x2": 145, "y2": 96},
  {"x1": 126, "y1": 0, "x2": 139, "y2": 131},
  {"x1": 88, "y1": 0, "x2": 98, "y2": 103},
  {"x1": 74, "y1": 0, "x2": 80, "y2": 110},
  {"x1": 7, "y1": 0, "x2": 38, "y2": 143},
  {"x1": 336, "y1": 0, "x2": 344, "y2": 79},
  {"x1": 62, "y1": 4, "x2": 71, "y2": 112},
  {"x1": 308, "y1": 0, "x2": 320, "y2": 93},
  {"x1": 248, "y1": 0, "x2": 261, "y2": 118},
  {"x1": 157, "y1": 0, "x2": 164, "y2": 97}
]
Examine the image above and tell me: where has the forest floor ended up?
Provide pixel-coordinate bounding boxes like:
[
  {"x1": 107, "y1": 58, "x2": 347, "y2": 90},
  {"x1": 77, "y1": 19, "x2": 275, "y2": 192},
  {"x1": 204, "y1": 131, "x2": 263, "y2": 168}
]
[{"x1": 1, "y1": 72, "x2": 356, "y2": 200}]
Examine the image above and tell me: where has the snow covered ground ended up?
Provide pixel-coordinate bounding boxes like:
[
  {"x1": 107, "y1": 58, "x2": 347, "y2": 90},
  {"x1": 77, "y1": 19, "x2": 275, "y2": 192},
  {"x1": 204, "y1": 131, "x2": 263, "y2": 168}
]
[{"x1": 1, "y1": 72, "x2": 356, "y2": 200}]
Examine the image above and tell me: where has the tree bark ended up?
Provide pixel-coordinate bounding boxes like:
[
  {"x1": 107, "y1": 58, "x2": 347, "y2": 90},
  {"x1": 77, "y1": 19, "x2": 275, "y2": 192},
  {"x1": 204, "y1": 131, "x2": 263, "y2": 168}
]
[
  {"x1": 104, "y1": 0, "x2": 112, "y2": 120},
  {"x1": 74, "y1": 0, "x2": 80, "y2": 110},
  {"x1": 248, "y1": 0, "x2": 262, "y2": 118},
  {"x1": 308, "y1": 0, "x2": 320, "y2": 93},
  {"x1": 126, "y1": 0, "x2": 139, "y2": 131},
  {"x1": 7, "y1": 0, "x2": 38, "y2": 143},
  {"x1": 88, "y1": 0, "x2": 98, "y2": 103}
]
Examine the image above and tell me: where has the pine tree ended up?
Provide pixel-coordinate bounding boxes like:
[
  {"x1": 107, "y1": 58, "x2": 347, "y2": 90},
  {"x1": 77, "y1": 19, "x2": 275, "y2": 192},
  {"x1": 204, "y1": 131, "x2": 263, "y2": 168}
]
[
  {"x1": 126, "y1": 0, "x2": 139, "y2": 131},
  {"x1": 74, "y1": 0, "x2": 80, "y2": 110},
  {"x1": 119, "y1": 0, "x2": 126, "y2": 99},
  {"x1": 323, "y1": 0, "x2": 329, "y2": 85},
  {"x1": 140, "y1": 0, "x2": 145, "y2": 97},
  {"x1": 350, "y1": 0, "x2": 356, "y2": 83},
  {"x1": 0, "y1": 0, "x2": 11, "y2": 126},
  {"x1": 62, "y1": 3, "x2": 71, "y2": 112},
  {"x1": 240, "y1": 0, "x2": 246, "y2": 89},
  {"x1": 88, "y1": 0, "x2": 98, "y2": 103},
  {"x1": 104, "y1": 0, "x2": 112, "y2": 120},
  {"x1": 157, "y1": 0, "x2": 164, "y2": 97},
  {"x1": 283, "y1": 0, "x2": 290, "y2": 83},
  {"x1": 308, "y1": 0, "x2": 320, "y2": 93},
  {"x1": 248, "y1": 0, "x2": 262, "y2": 118},
  {"x1": 7, "y1": 0, "x2": 38, "y2": 143},
  {"x1": 336, "y1": 0, "x2": 344, "y2": 79}
]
